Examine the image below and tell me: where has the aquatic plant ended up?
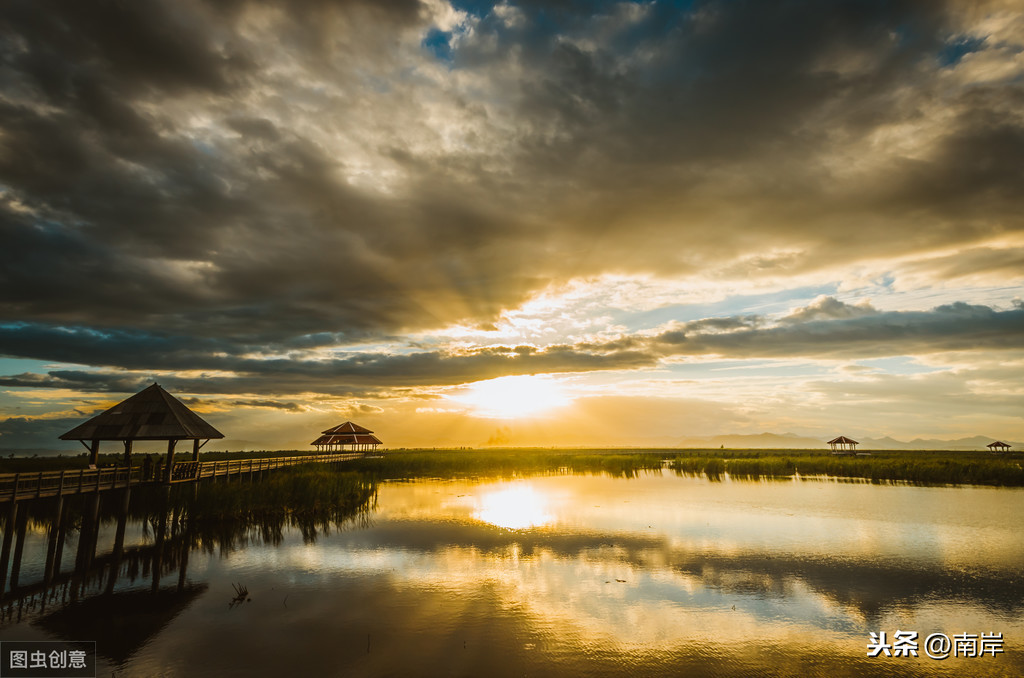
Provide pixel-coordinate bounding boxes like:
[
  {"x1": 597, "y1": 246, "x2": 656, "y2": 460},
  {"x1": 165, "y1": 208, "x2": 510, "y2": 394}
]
[{"x1": 666, "y1": 451, "x2": 1024, "y2": 487}]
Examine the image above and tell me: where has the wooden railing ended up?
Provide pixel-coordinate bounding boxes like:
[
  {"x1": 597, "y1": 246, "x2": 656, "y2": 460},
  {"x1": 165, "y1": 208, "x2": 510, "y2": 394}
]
[
  {"x1": 168, "y1": 452, "x2": 365, "y2": 482},
  {"x1": 0, "y1": 452, "x2": 369, "y2": 502}
]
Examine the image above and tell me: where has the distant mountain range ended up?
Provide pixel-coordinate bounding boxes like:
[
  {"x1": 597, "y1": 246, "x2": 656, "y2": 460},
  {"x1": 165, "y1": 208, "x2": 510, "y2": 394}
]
[{"x1": 676, "y1": 432, "x2": 1021, "y2": 451}]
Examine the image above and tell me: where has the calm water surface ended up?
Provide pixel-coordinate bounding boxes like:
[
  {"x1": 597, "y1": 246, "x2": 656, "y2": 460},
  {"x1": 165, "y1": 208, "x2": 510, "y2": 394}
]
[{"x1": 2, "y1": 471, "x2": 1023, "y2": 677}]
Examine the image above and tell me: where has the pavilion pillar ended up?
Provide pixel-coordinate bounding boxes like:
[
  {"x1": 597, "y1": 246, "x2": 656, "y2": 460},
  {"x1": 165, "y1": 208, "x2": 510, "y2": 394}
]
[
  {"x1": 89, "y1": 439, "x2": 100, "y2": 468},
  {"x1": 165, "y1": 439, "x2": 178, "y2": 484},
  {"x1": 191, "y1": 439, "x2": 200, "y2": 462},
  {"x1": 122, "y1": 439, "x2": 133, "y2": 467}
]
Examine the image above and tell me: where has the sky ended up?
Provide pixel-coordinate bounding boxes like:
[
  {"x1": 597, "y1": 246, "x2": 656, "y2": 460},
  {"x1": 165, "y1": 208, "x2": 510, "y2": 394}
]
[{"x1": 1, "y1": 0, "x2": 1023, "y2": 451}]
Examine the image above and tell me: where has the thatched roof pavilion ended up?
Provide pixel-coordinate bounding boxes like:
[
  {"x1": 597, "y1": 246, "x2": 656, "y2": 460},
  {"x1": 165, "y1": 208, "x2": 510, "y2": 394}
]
[
  {"x1": 827, "y1": 436, "x2": 859, "y2": 454},
  {"x1": 987, "y1": 440, "x2": 1012, "y2": 453},
  {"x1": 311, "y1": 421, "x2": 382, "y2": 453},
  {"x1": 59, "y1": 384, "x2": 223, "y2": 477}
]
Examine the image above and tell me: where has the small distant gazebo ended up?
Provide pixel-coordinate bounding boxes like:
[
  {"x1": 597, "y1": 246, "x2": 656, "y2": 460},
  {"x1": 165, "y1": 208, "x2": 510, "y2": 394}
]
[
  {"x1": 987, "y1": 441, "x2": 1012, "y2": 453},
  {"x1": 827, "y1": 436, "x2": 859, "y2": 454},
  {"x1": 311, "y1": 422, "x2": 382, "y2": 453},
  {"x1": 59, "y1": 383, "x2": 223, "y2": 479}
]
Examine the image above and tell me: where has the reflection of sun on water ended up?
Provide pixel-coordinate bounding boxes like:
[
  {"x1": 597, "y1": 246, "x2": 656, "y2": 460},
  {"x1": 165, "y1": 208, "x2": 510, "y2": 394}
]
[
  {"x1": 452, "y1": 375, "x2": 569, "y2": 419},
  {"x1": 474, "y1": 485, "x2": 553, "y2": 530}
]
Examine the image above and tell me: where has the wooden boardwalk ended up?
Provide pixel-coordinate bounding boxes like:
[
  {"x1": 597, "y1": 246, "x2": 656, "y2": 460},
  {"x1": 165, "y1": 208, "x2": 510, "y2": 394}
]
[{"x1": 0, "y1": 452, "x2": 366, "y2": 504}]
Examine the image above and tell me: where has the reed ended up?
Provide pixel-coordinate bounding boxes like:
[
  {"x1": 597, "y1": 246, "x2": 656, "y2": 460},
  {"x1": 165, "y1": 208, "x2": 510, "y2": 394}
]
[
  {"x1": 666, "y1": 451, "x2": 1024, "y2": 486},
  {"x1": 345, "y1": 448, "x2": 669, "y2": 479},
  {"x1": 3, "y1": 447, "x2": 1021, "y2": 488},
  {"x1": 352, "y1": 448, "x2": 1024, "y2": 487}
]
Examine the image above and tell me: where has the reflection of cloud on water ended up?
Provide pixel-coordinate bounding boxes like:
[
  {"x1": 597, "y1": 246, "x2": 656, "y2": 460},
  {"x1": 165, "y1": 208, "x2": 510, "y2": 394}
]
[
  {"x1": 80, "y1": 474, "x2": 1024, "y2": 678},
  {"x1": 288, "y1": 474, "x2": 1024, "y2": 646},
  {"x1": 377, "y1": 474, "x2": 1024, "y2": 572},
  {"x1": 102, "y1": 474, "x2": 1024, "y2": 676},
  {"x1": 242, "y1": 516, "x2": 1024, "y2": 652}
]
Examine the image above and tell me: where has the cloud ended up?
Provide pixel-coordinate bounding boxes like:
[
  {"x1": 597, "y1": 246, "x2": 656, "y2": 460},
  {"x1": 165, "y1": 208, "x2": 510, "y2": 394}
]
[
  {"x1": 654, "y1": 301, "x2": 1024, "y2": 359},
  {"x1": 0, "y1": 416, "x2": 86, "y2": 450},
  {"x1": 781, "y1": 296, "x2": 878, "y2": 324},
  {"x1": 0, "y1": 370, "x2": 153, "y2": 392},
  {"x1": 2, "y1": 302, "x2": 1021, "y2": 399},
  {"x1": 229, "y1": 399, "x2": 306, "y2": 411},
  {"x1": 1, "y1": 1, "x2": 1023, "y2": 443},
  {"x1": 1, "y1": 0, "x2": 1021, "y2": 346}
]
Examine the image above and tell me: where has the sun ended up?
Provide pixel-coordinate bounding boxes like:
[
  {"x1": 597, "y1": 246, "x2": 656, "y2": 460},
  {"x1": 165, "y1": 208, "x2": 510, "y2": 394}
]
[{"x1": 452, "y1": 375, "x2": 570, "y2": 419}]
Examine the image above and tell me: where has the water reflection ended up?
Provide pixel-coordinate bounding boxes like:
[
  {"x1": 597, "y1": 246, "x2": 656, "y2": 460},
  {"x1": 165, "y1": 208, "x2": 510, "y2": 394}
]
[
  {"x1": 1, "y1": 470, "x2": 1022, "y2": 677},
  {"x1": 0, "y1": 471, "x2": 375, "y2": 667},
  {"x1": 472, "y1": 484, "x2": 554, "y2": 529}
]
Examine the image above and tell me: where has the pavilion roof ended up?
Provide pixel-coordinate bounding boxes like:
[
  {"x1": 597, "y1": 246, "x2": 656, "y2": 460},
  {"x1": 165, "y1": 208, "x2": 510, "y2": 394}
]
[
  {"x1": 59, "y1": 384, "x2": 224, "y2": 441},
  {"x1": 987, "y1": 441, "x2": 1011, "y2": 448},
  {"x1": 321, "y1": 421, "x2": 373, "y2": 435},
  {"x1": 827, "y1": 436, "x2": 859, "y2": 445},
  {"x1": 311, "y1": 433, "x2": 382, "y2": 446}
]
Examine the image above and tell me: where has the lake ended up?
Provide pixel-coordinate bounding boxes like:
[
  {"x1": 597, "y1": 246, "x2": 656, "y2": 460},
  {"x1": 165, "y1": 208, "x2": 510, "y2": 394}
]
[{"x1": 2, "y1": 470, "x2": 1022, "y2": 677}]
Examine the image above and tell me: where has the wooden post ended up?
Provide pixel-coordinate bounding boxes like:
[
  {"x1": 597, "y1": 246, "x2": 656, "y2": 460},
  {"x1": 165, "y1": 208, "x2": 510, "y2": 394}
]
[
  {"x1": 0, "y1": 501, "x2": 19, "y2": 596},
  {"x1": 123, "y1": 439, "x2": 133, "y2": 467},
  {"x1": 165, "y1": 439, "x2": 178, "y2": 483},
  {"x1": 191, "y1": 439, "x2": 200, "y2": 462},
  {"x1": 75, "y1": 493, "x2": 101, "y2": 573},
  {"x1": 8, "y1": 506, "x2": 30, "y2": 590},
  {"x1": 52, "y1": 499, "x2": 69, "y2": 577},
  {"x1": 89, "y1": 439, "x2": 100, "y2": 468}
]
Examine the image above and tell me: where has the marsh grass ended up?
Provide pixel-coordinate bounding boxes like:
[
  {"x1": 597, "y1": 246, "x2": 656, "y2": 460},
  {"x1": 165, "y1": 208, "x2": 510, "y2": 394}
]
[
  {"x1": 354, "y1": 448, "x2": 1024, "y2": 487},
  {"x1": 165, "y1": 464, "x2": 377, "y2": 545},
  {"x1": 667, "y1": 451, "x2": 1024, "y2": 486},
  {"x1": 344, "y1": 448, "x2": 670, "y2": 480},
  {"x1": 1, "y1": 465, "x2": 378, "y2": 547},
  {"x1": 3, "y1": 447, "x2": 1022, "y2": 491}
]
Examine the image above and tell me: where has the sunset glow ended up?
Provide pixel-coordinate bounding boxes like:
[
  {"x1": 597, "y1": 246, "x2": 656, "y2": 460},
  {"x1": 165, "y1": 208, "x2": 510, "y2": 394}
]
[{"x1": 452, "y1": 376, "x2": 571, "y2": 420}]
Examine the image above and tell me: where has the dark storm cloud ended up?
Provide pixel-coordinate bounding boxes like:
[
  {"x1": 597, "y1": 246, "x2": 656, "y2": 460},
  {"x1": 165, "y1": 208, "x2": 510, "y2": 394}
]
[
  {"x1": 1, "y1": 0, "x2": 1022, "y2": 393},
  {"x1": 0, "y1": 323, "x2": 245, "y2": 370},
  {"x1": 0, "y1": 416, "x2": 86, "y2": 450},
  {"x1": 3, "y1": 301, "x2": 1021, "y2": 396},
  {"x1": 0, "y1": 370, "x2": 152, "y2": 393},
  {"x1": 228, "y1": 399, "x2": 306, "y2": 411},
  {"x1": 457, "y1": 0, "x2": 1023, "y2": 272},
  {"x1": 654, "y1": 301, "x2": 1024, "y2": 359}
]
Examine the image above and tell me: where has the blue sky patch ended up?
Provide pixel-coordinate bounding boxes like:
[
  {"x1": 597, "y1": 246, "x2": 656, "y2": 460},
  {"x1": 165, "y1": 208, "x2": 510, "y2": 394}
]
[
  {"x1": 422, "y1": 28, "x2": 454, "y2": 62},
  {"x1": 611, "y1": 284, "x2": 839, "y2": 330},
  {"x1": 938, "y1": 35, "x2": 986, "y2": 67}
]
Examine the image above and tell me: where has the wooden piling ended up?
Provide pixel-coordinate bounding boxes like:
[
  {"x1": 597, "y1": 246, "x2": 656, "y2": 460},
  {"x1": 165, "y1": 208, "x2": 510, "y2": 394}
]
[{"x1": 0, "y1": 500, "x2": 19, "y2": 596}]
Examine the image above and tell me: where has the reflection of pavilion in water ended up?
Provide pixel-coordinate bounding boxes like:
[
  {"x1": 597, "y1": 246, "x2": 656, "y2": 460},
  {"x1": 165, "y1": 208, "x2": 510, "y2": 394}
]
[
  {"x1": 0, "y1": 487, "x2": 206, "y2": 664},
  {"x1": 1, "y1": 474, "x2": 374, "y2": 665}
]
